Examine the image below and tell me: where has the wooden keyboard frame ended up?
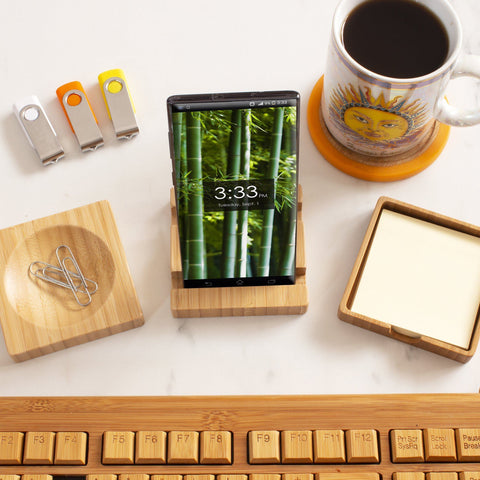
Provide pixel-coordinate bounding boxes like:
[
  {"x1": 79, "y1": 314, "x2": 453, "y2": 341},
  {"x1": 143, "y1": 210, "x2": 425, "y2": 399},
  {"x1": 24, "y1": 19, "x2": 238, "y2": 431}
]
[{"x1": 0, "y1": 395, "x2": 479, "y2": 477}]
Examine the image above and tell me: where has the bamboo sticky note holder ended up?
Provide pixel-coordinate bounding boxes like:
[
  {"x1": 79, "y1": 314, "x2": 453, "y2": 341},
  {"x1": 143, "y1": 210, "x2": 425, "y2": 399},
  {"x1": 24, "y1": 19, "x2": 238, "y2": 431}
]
[
  {"x1": 170, "y1": 187, "x2": 308, "y2": 318},
  {"x1": 339, "y1": 197, "x2": 480, "y2": 362},
  {"x1": 0, "y1": 201, "x2": 144, "y2": 361}
]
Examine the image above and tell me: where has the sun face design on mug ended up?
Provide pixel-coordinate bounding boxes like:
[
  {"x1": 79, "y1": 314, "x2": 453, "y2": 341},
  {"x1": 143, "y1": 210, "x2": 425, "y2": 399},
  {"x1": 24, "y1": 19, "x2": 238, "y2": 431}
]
[
  {"x1": 330, "y1": 84, "x2": 428, "y2": 144},
  {"x1": 343, "y1": 106, "x2": 409, "y2": 142}
]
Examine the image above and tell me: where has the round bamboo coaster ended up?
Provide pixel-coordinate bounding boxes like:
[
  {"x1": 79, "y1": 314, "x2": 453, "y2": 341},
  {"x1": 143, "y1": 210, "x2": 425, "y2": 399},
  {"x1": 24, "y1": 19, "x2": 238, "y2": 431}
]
[{"x1": 307, "y1": 76, "x2": 451, "y2": 182}]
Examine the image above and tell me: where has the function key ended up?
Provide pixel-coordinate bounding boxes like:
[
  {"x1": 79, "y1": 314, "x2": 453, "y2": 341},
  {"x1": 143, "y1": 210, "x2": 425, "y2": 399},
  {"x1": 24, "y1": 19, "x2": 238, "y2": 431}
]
[
  {"x1": 390, "y1": 429, "x2": 424, "y2": 462},
  {"x1": 345, "y1": 429, "x2": 379, "y2": 463},
  {"x1": 424, "y1": 429, "x2": 457, "y2": 462},
  {"x1": 23, "y1": 432, "x2": 55, "y2": 465},
  {"x1": 54, "y1": 431, "x2": 88, "y2": 465},
  {"x1": 168, "y1": 431, "x2": 199, "y2": 464},
  {"x1": 248, "y1": 431, "x2": 280, "y2": 464},
  {"x1": 102, "y1": 431, "x2": 135, "y2": 464},
  {"x1": 456, "y1": 429, "x2": 480, "y2": 461},
  {"x1": 281, "y1": 430, "x2": 313, "y2": 463},
  {"x1": 0, "y1": 432, "x2": 24, "y2": 465},
  {"x1": 313, "y1": 429, "x2": 346, "y2": 463},
  {"x1": 200, "y1": 431, "x2": 232, "y2": 464},
  {"x1": 135, "y1": 431, "x2": 167, "y2": 464},
  {"x1": 0, "y1": 476, "x2": 20, "y2": 480}
]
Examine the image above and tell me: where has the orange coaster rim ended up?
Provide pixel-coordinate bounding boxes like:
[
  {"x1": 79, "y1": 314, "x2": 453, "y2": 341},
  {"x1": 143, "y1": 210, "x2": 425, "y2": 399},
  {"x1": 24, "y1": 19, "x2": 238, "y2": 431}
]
[{"x1": 307, "y1": 76, "x2": 451, "y2": 182}]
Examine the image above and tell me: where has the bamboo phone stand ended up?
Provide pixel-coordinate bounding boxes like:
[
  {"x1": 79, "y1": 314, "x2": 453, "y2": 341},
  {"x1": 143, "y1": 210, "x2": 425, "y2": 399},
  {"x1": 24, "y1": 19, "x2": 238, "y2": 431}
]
[{"x1": 170, "y1": 187, "x2": 308, "y2": 318}]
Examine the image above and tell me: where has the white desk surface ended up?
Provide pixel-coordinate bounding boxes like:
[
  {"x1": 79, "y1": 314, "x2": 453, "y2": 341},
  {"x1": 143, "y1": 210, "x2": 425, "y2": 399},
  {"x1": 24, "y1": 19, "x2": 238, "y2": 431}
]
[{"x1": 1, "y1": 0, "x2": 480, "y2": 397}]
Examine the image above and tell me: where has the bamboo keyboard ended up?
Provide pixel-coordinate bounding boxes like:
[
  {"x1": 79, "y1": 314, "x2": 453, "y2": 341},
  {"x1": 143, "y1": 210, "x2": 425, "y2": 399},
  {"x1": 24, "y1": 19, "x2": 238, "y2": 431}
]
[{"x1": 0, "y1": 395, "x2": 480, "y2": 480}]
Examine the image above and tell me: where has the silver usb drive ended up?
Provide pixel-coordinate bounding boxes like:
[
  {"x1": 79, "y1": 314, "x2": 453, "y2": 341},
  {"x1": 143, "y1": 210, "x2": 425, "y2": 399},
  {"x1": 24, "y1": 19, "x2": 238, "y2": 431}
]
[{"x1": 13, "y1": 96, "x2": 65, "y2": 166}]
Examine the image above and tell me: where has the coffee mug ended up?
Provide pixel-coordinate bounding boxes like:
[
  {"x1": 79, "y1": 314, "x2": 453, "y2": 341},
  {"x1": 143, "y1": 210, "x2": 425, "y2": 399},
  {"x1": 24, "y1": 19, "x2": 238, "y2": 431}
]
[{"x1": 321, "y1": 0, "x2": 480, "y2": 158}]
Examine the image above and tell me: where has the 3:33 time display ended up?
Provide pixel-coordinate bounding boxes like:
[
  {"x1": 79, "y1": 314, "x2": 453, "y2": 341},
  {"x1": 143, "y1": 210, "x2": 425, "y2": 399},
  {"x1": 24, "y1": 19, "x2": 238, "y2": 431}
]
[
  {"x1": 213, "y1": 184, "x2": 259, "y2": 200},
  {"x1": 203, "y1": 179, "x2": 275, "y2": 212}
]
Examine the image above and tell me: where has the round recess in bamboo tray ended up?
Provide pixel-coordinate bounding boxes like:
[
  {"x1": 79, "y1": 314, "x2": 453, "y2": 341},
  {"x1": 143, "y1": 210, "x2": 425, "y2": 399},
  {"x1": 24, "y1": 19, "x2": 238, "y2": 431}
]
[{"x1": 307, "y1": 76, "x2": 451, "y2": 182}]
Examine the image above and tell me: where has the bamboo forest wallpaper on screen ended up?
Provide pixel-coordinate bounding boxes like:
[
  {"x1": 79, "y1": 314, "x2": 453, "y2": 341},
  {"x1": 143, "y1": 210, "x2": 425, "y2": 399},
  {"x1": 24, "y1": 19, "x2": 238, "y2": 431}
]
[{"x1": 172, "y1": 105, "x2": 297, "y2": 286}]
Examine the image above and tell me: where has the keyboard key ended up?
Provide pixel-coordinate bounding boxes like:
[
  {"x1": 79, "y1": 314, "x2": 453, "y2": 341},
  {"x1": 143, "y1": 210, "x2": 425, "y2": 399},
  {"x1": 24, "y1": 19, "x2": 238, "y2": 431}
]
[
  {"x1": 54, "y1": 431, "x2": 87, "y2": 465},
  {"x1": 390, "y1": 429, "x2": 425, "y2": 462},
  {"x1": 0, "y1": 476, "x2": 20, "y2": 480},
  {"x1": 283, "y1": 474, "x2": 313, "y2": 480},
  {"x1": 316, "y1": 474, "x2": 380, "y2": 480},
  {"x1": 86, "y1": 476, "x2": 117, "y2": 480},
  {"x1": 0, "y1": 432, "x2": 24, "y2": 465},
  {"x1": 168, "y1": 431, "x2": 199, "y2": 464},
  {"x1": 424, "y1": 429, "x2": 457, "y2": 462},
  {"x1": 313, "y1": 430, "x2": 346, "y2": 463},
  {"x1": 218, "y1": 476, "x2": 248, "y2": 480},
  {"x1": 459, "y1": 473, "x2": 480, "y2": 480},
  {"x1": 23, "y1": 432, "x2": 55, "y2": 465},
  {"x1": 119, "y1": 475, "x2": 149, "y2": 480},
  {"x1": 136, "y1": 431, "x2": 167, "y2": 464},
  {"x1": 184, "y1": 476, "x2": 214, "y2": 480},
  {"x1": 22, "y1": 476, "x2": 52, "y2": 480},
  {"x1": 249, "y1": 431, "x2": 280, "y2": 464},
  {"x1": 345, "y1": 429, "x2": 379, "y2": 463},
  {"x1": 281, "y1": 430, "x2": 313, "y2": 463},
  {"x1": 200, "y1": 431, "x2": 232, "y2": 464},
  {"x1": 393, "y1": 474, "x2": 425, "y2": 480},
  {"x1": 426, "y1": 474, "x2": 458, "y2": 480},
  {"x1": 102, "y1": 431, "x2": 135, "y2": 464},
  {"x1": 456, "y1": 429, "x2": 480, "y2": 461},
  {"x1": 250, "y1": 475, "x2": 281, "y2": 480},
  {"x1": 151, "y1": 476, "x2": 182, "y2": 480}
]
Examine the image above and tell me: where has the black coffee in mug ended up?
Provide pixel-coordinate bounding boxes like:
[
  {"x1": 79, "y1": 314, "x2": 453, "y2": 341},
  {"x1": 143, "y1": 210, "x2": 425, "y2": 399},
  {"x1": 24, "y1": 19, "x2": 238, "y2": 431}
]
[{"x1": 342, "y1": 0, "x2": 449, "y2": 78}]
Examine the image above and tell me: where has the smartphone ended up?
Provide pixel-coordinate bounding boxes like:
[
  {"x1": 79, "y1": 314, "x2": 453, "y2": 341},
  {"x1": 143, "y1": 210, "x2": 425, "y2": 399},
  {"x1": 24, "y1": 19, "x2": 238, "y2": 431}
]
[{"x1": 167, "y1": 91, "x2": 299, "y2": 288}]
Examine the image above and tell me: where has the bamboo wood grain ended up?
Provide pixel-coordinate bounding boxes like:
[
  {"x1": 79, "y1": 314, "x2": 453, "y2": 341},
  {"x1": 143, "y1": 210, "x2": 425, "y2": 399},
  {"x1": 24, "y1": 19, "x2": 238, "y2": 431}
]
[
  {"x1": 313, "y1": 430, "x2": 346, "y2": 464},
  {"x1": 281, "y1": 431, "x2": 313, "y2": 463},
  {"x1": 54, "y1": 432, "x2": 88, "y2": 465},
  {"x1": 170, "y1": 188, "x2": 308, "y2": 317},
  {"x1": 0, "y1": 201, "x2": 144, "y2": 361},
  {"x1": 338, "y1": 196, "x2": 480, "y2": 363},
  {"x1": 0, "y1": 395, "x2": 479, "y2": 477}
]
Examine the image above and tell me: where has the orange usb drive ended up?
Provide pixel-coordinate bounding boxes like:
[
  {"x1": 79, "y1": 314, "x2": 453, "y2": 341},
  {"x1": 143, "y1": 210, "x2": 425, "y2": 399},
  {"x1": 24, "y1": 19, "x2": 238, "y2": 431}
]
[{"x1": 56, "y1": 81, "x2": 104, "y2": 152}]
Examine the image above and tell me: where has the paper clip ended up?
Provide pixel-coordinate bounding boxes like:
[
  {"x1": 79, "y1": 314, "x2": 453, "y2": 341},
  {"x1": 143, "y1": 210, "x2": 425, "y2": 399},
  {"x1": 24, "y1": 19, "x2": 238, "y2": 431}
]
[
  {"x1": 29, "y1": 262, "x2": 98, "y2": 294},
  {"x1": 56, "y1": 81, "x2": 104, "y2": 152},
  {"x1": 13, "y1": 96, "x2": 65, "y2": 165},
  {"x1": 98, "y1": 69, "x2": 139, "y2": 139},
  {"x1": 29, "y1": 245, "x2": 98, "y2": 307}
]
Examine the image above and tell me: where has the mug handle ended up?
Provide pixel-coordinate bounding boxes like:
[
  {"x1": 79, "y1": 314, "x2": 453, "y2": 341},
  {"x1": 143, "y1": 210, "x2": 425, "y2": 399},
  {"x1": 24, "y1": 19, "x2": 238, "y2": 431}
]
[{"x1": 435, "y1": 54, "x2": 480, "y2": 126}]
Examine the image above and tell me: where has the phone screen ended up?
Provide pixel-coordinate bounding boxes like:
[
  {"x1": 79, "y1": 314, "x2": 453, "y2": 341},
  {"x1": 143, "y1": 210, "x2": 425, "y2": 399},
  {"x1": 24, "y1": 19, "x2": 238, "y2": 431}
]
[{"x1": 167, "y1": 91, "x2": 299, "y2": 288}]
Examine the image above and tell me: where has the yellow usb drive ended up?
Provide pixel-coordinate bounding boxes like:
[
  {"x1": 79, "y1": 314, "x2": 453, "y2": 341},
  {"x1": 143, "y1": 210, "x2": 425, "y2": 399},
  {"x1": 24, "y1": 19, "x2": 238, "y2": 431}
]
[{"x1": 98, "y1": 69, "x2": 138, "y2": 139}]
